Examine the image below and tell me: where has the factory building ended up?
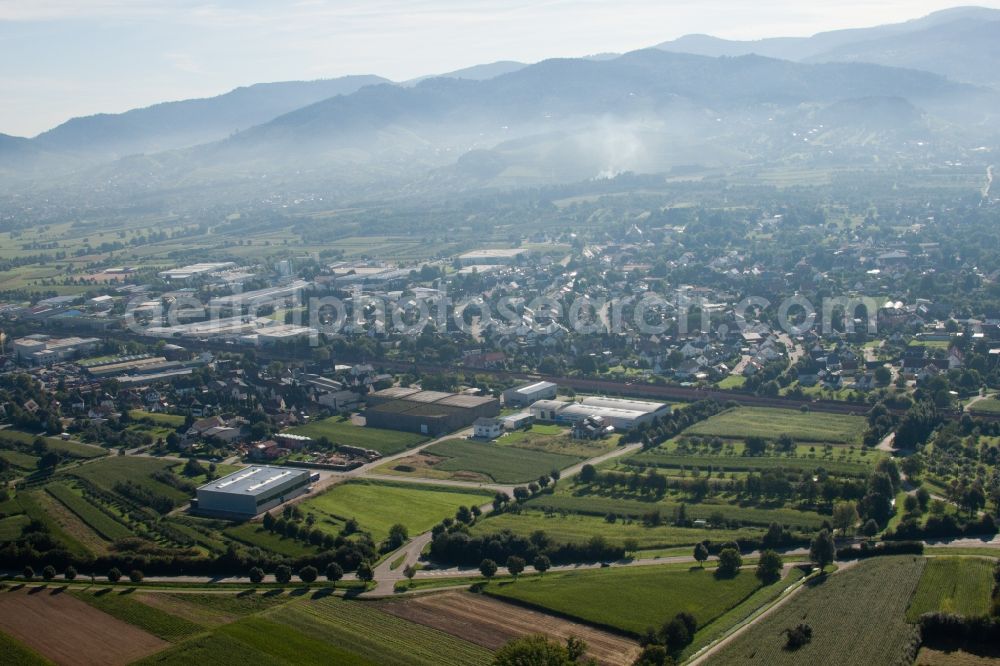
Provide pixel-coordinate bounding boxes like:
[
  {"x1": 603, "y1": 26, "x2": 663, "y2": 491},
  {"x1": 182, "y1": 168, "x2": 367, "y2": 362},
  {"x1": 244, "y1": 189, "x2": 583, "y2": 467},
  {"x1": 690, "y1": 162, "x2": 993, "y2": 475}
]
[
  {"x1": 194, "y1": 465, "x2": 311, "y2": 518},
  {"x1": 158, "y1": 262, "x2": 237, "y2": 281},
  {"x1": 13, "y1": 335, "x2": 101, "y2": 365},
  {"x1": 364, "y1": 387, "x2": 500, "y2": 437},
  {"x1": 530, "y1": 396, "x2": 669, "y2": 431},
  {"x1": 502, "y1": 381, "x2": 558, "y2": 408}
]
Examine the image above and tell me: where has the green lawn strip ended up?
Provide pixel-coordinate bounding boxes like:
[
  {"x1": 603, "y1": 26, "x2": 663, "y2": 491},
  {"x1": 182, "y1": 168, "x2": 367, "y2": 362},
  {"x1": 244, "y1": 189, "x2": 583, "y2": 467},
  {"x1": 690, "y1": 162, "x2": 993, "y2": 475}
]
[
  {"x1": 526, "y1": 492, "x2": 827, "y2": 529},
  {"x1": 223, "y1": 522, "x2": 320, "y2": 558},
  {"x1": 0, "y1": 630, "x2": 53, "y2": 666},
  {"x1": 68, "y1": 456, "x2": 189, "y2": 504},
  {"x1": 218, "y1": 616, "x2": 373, "y2": 665},
  {"x1": 924, "y1": 547, "x2": 1000, "y2": 559},
  {"x1": 425, "y1": 438, "x2": 582, "y2": 483},
  {"x1": 629, "y1": 452, "x2": 871, "y2": 476},
  {"x1": 287, "y1": 418, "x2": 426, "y2": 455},
  {"x1": 684, "y1": 407, "x2": 865, "y2": 444},
  {"x1": 471, "y1": 510, "x2": 767, "y2": 549},
  {"x1": 484, "y1": 565, "x2": 762, "y2": 636},
  {"x1": 73, "y1": 589, "x2": 204, "y2": 642},
  {"x1": 709, "y1": 556, "x2": 925, "y2": 665},
  {"x1": 133, "y1": 632, "x2": 276, "y2": 665},
  {"x1": 0, "y1": 430, "x2": 106, "y2": 459},
  {"x1": 128, "y1": 410, "x2": 186, "y2": 427},
  {"x1": 45, "y1": 482, "x2": 132, "y2": 541},
  {"x1": 968, "y1": 398, "x2": 1000, "y2": 415},
  {"x1": 0, "y1": 450, "x2": 40, "y2": 470},
  {"x1": 163, "y1": 592, "x2": 293, "y2": 616},
  {"x1": 680, "y1": 566, "x2": 807, "y2": 660},
  {"x1": 906, "y1": 557, "x2": 995, "y2": 621},
  {"x1": 298, "y1": 479, "x2": 492, "y2": 542},
  {"x1": 15, "y1": 491, "x2": 91, "y2": 557},
  {"x1": 0, "y1": 514, "x2": 30, "y2": 540},
  {"x1": 269, "y1": 596, "x2": 491, "y2": 666}
]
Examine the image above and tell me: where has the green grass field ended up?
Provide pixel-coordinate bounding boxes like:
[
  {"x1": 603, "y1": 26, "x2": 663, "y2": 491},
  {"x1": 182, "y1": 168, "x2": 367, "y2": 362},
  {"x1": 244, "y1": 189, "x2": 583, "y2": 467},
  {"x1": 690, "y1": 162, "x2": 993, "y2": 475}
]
[
  {"x1": 682, "y1": 567, "x2": 807, "y2": 660},
  {"x1": 710, "y1": 556, "x2": 925, "y2": 665},
  {"x1": 968, "y1": 398, "x2": 1000, "y2": 415},
  {"x1": 0, "y1": 514, "x2": 30, "y2": 540},
  {"x1": 0, "y1": 430, "x2": 106, "y2": 459},
  {"x1": 0, "y1": 631, "x2": 52, "y2": 665},
  {"x1": 74, "y1": 590, "x2": 204, "y2": 642},
  {"x1": 0, "y1": 450, "x2": 40, "y2": 470},
  {"x1": 128, "y1": 410, "x2": 186, "y2": 427},
  {"x1": 69, "y1": 456, "x2": 189, "y2": 504},
  {"x1": 287, "y1": 418, "x2": 427, "y2": 455},
  {"x1": 685, "y1": 407, "x2": 865, "y2": 444},
  {"x1": 485, "y1": 565, "x2": 762, "y2": 636},
  {"x1": 472, "y1": 510, "x2": 768, "y2": 549},
  {"x1": 223, "y1": 522, "x2": 320, "y2": 558},
  {"x1": 630, "y1": 451, "x2": 872, "y2": 477},
  {"x1": 45, "y1": 482, "x2": 133, "y2": 541},
  {"x1": 906, "y1": 557, "x2": 996, "y2": 621},
  {"x1": 419, "y1": 438, "x2": 581, "y2": 483},
  {"x1": 14, "y1": 491, "x2": 91, "y2": 557},
  {"x1": 270, "y1": 595, "x2": 492, "y2": 666},
  {"x1": 297, "y1": 480, "x2": 491, "y2": 542},
  {"x1": 527, "y1": 490, "x2": 828, "y2": 529}
]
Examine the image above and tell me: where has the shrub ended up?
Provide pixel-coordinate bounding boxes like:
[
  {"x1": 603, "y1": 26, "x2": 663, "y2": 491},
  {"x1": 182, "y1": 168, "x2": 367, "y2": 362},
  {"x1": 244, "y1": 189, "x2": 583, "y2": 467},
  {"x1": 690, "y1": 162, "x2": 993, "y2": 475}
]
[
  {"x1": 784, "y1": 623, "x2": 812, "y2": 649},
  {"x1": 129, "y1": 569, "x2": 144, "y2": 583}
]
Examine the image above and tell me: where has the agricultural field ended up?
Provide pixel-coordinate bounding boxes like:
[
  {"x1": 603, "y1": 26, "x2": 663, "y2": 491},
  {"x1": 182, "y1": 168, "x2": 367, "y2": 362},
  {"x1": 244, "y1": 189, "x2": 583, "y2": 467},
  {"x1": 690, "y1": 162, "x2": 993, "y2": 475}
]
[
  {"x1": 267, "y1": 594, "x2": 492, "y2": 666},
  {"x1": 73, "y1": 590, "x2": 204, "y2": 643},
  {"x1": 0, "y1": 429, "x2": 106, "y2": 460},
  {"x1": 471, "y1": 510, "x2": 771, "y2": 550},
  {"x1": 384, "y1": 437, "x2": 581, "y2": 484},
  {"x1": 906, "y1": 557, "x2": 996, "y2": 621},
  {"x1": 381, "y1": 591, "x2": 641, "y2": 665},
  {"x1": 484, "y1": 564, "x2": 763, "y2": 636},
  {"x1": 0, "y1": 514, "x2": 30, "y2": 540},
  {"x1": 127, "y1": 411, "x2": 186, "y2": 427},
  {"x1": 287, "y1": 417, "x2": 426, "y2": 455},
  {"x1": 496, "y1": 426, "x2": 618, "y2": 459},
  {"x1": 629, "y1": 447, "x2": 875, "y2": 477},
  {"x1": 68, "y1": 456, "x2": 190, "y2": 506},
  {"x1": 526, "y1": 484, "x2": 829, "y2": 529},
  {"x1": 968, "y1": 398, "x2": 1000, "y2": 415},
  {"x1": 684, "y1": 407, "x2": 866, "y2": 445},
  {"x1": 45, "y1": 482, "x2": 132, "y2": 541},
  {"x1": 15, "y1": 490, "x2": 98, "y2": 557},
  {"x1": 0, "y1": 587, "x2": 169, "y2": 665},
  {"x1": 0, "y1": 630, "x2": 51, "y2": 666},
  {"x1": 223, "y1": 521, "x2": 321, "y2": 558},
  {"x1": 0, "y1": 450, "x2": 40, "y2": 470},
  {"x1": 710, "y1": 556, "x2": 925, "y2": 665},
  {"x1": 296, "y1": 479, "x2": 492, "y2": 542}
]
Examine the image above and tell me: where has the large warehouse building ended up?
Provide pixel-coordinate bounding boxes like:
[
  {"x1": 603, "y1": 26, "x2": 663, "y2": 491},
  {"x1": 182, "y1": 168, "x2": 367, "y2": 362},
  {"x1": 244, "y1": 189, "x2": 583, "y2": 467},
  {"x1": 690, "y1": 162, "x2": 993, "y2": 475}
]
[
  {"x1": 365, "y1": 387, "x2": 500, "y2": 436},
  {"x1": 503, "y1": 381, "x2": 558, "y2": 408},
  {"x1": 530, "y1": 396, "x2": 670, "y2": 431},
  {"x1": 195, "y1": 465, "x2": 311, "y2": 518}
]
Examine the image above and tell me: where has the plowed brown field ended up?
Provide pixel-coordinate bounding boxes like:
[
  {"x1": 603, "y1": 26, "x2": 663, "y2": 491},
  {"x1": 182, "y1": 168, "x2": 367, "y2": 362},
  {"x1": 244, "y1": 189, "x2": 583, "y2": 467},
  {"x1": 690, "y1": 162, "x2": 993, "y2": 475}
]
[
  {"x1": 381, "y1": 591, "x2": 640, "y2": 666},
  {"x1": 0, "y1": 586, "x2": 167, "y2": 665}
]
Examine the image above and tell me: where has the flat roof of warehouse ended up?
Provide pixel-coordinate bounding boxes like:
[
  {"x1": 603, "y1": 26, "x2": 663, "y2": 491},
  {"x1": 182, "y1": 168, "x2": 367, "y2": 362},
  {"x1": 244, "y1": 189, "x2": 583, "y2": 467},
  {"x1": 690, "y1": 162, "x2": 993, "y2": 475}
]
[{"x1": 198, "y1": 465, "x2": 308, "y2": 496}]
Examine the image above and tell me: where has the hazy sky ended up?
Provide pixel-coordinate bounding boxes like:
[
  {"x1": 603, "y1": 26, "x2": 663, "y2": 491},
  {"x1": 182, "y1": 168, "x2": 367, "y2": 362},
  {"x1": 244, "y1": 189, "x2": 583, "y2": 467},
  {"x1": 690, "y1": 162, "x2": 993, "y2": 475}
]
[{"x1": 2, "y1": 0, "x2": 998, "y2": 136}]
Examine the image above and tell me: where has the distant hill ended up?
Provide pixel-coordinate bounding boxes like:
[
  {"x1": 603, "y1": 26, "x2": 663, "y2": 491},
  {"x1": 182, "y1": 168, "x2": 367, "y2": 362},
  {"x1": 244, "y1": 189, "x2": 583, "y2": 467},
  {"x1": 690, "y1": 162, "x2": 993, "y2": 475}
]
[
  {"x1": 30, "y1": 75, "x2": 389, "y2": 158},
  {"x1": 404, "y1": 61, "x2": 528, "y2": 86},
  {"x1": 165, "y1": 48, "x2": 991, "y2": 187},
  {"x1": 656, "y1": 6, "x2": 1000, "y2": 86}
]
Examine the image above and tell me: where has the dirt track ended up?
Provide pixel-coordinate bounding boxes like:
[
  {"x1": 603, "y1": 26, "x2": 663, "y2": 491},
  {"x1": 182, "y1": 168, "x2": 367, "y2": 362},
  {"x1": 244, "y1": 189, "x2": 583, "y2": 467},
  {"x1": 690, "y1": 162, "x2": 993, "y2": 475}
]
[
  {"x1": 380, "y1": 590, "x2": 641, "y2": 666},
  {"x1": 0, "y1": 587, "x2": 168, "y2": 665}
]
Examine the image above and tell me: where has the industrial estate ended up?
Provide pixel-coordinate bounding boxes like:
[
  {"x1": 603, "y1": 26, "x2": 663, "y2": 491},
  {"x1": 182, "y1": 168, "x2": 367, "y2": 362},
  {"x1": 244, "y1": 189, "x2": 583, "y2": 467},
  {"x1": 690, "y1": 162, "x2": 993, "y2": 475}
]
[{"x1": 2, "y1": 4, "x2": 1000, "y2": 666}]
